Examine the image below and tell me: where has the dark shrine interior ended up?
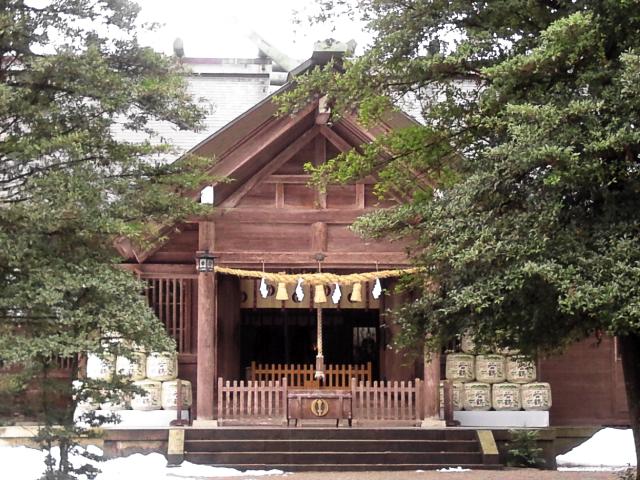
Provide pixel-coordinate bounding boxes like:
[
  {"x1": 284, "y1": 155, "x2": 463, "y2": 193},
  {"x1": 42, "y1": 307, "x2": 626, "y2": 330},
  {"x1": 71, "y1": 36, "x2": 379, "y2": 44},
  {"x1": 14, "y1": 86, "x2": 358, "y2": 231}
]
[{"x1": 239, "y1": 308, "x2": 381, "y2": 379}]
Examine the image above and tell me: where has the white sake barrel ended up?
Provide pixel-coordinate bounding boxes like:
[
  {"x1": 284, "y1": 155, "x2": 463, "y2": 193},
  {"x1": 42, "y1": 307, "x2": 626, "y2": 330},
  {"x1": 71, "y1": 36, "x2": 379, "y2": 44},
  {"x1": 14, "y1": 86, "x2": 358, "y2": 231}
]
[
  {"x1": 115, "y1": 352, "x2": 147, "y2": 381},
  {"x1": 475, "y1": 354, "x2": 506, "y2": 384},
  {"x1": 86, "y1": 354, "x2": 115, "y2": 381},
  {"x1": 146, "y1": 351, "x2": 178, "y2": 381},
  {"x1": 521, "y1": 382, "x2": 552, "y2": 411},
  {"x1": 492, "y1": 383, "x2": 521, "y2": 411},
  {"x1": 506, "y1": 356, "x2": 537, "y2": 384},
  {"x1": 463, "y1": 382, "x2": 491, "y2": 411},
  {"x1": 497, "y1": 346, "x2": 520, "y2": 356},
  {"x1": 445, "y1": 354, "x2": 475, "y2": 382},
  {"x1": 439, "y1": 381, "x2": 464, "y2": 411},
  {"x1": 130, "y1": 342, "x2": 147, "y2": 353},
  {"x1": 100, "y1": 330, "x2": 129, "y2": 350},
  {"x1": 130, "y1": 380, "x2": 162, "y2": 411},
  {"x1": 460, "y1": 333, "x2": 476, "y2": 354},
  {"x1": 161, "y1": 380, "x2": 193, "y2": 410}
]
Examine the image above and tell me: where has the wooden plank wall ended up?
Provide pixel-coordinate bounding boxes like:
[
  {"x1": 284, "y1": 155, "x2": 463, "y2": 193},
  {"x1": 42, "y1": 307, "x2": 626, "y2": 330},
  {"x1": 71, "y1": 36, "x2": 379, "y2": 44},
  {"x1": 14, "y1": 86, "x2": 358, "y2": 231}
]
[
  {"x1": 145, "y1": 134, "x2": 405, "y2": 268},
  {"x1": 539, "y1": 336, "x2": 629, "y2": 426},
  {"x1": 381, "y1": 282, "x2": 420, "y2": 382}
]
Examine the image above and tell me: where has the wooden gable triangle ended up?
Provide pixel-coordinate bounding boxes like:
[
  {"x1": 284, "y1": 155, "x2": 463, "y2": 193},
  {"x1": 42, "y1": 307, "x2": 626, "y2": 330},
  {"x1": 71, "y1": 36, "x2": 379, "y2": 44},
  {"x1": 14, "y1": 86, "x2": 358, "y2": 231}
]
[{"x1": 221, "y1": 125, "x2": 321, "y2": 208}]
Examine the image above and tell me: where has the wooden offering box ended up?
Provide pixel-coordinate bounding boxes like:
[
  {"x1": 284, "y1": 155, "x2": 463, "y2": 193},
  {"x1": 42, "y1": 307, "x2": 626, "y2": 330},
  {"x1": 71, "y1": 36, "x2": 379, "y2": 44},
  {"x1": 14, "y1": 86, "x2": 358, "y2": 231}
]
[{"x1": 287, "y1": 390, "x2": 352, "y2": 427}]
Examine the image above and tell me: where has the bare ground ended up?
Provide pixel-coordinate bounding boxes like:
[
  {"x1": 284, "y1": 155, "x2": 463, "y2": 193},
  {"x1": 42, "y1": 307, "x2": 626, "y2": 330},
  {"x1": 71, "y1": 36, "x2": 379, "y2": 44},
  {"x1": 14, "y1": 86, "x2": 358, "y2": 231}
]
[
  {"x1": 207, "y1": 469, "x2": 621, "y2": 480},
  {"x1": 208, "y1": 468, "x2": 619, "y2": 480}
]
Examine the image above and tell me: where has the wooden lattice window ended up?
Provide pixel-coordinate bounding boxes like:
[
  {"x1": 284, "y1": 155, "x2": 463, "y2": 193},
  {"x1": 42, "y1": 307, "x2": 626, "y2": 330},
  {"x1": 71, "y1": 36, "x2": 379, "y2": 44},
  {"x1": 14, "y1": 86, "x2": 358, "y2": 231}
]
[{"x1": 144, "y1": 278, "x2": 194, "y2": 354}]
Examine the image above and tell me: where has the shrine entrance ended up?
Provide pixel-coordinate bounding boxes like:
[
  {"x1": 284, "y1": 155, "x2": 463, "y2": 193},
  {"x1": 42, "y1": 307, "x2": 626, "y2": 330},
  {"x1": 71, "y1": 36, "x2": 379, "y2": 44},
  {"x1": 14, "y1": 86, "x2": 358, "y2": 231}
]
[
  {"x1": 239, "y1": 308, "x2": 380, "y2": 382},
  {"x1": 216, "y1": 277, "x2": 426, "y2": 426}
]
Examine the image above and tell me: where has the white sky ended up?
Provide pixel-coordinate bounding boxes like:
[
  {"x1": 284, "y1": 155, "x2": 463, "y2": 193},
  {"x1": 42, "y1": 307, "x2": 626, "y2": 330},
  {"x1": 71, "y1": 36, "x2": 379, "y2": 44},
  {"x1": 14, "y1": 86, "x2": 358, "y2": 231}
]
[{"x1": 133, "y1": 0, "x2": 370, "y2": 62}]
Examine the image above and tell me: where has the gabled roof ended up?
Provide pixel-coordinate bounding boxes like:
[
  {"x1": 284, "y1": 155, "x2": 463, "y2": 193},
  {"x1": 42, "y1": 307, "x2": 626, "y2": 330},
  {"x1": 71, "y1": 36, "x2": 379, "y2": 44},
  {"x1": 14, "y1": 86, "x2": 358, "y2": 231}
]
[{"x1": 117, "y1": 47, "x2": 418, "y2": 263}]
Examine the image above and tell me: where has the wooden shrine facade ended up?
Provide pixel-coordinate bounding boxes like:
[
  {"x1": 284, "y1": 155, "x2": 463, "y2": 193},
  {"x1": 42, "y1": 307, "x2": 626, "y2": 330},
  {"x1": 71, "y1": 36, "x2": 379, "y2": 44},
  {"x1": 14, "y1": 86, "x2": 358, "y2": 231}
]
[
  {"x1": 118, "y1": 88, "x2": 432, "y2": 423},
  {"x1": 118, "y1": 59, "x2": 630, "y2": 427}
]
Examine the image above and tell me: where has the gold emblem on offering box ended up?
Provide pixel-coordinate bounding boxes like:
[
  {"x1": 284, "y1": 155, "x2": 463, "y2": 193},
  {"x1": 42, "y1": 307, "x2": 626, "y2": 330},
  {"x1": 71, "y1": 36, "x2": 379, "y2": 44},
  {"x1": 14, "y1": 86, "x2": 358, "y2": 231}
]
[{"x1": 310, "y1": 398, "x2": 329, "y2": 417}]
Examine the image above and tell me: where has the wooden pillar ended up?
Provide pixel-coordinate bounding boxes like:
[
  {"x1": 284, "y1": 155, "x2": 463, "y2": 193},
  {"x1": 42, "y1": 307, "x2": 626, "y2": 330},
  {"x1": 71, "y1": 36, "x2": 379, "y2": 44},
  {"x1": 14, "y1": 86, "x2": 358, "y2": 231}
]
[
  {"x1": 196, "y1": 221, "x2": 217, "y2": 421},
  {"x1": 422, "y1": 345, "x2": 445, "y2": 427},
  {"x1": 421, "y1": 277, "x2": 445, "y2": 427}
]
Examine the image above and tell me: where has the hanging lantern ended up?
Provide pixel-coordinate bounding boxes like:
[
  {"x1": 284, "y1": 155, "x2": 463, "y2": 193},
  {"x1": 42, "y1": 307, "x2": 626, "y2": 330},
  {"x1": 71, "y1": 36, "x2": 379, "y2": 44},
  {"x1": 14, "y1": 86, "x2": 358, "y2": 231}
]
[
  {"x1": 195, "y1": 250, "x2": 215, "y2": 273},
  {"x1": 295, "y1": 278, "x2": 305, "y2": 301},
  {"x1": 275, "y1": 282, "x2": 289, "y2": 300},
  {"x1": 372, "y1": 278, "x2": 383, "y2": 299},
  {"x1": 350, "y1": 282, "x2": 362, "y2": 303},
  {"x1": 314, "y1": 284, "x2": 327, "y2": 304},
  {"x1": 259, "y1": 278, "x2": 269, "y2": 298},
  {"x1": 331, "y1": 283, "x2": 342, "y2": 304}
]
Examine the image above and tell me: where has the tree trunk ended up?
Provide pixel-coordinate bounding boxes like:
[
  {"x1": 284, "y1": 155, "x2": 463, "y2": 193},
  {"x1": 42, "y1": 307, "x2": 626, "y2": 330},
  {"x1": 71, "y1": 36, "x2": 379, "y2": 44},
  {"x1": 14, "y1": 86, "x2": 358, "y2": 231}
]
[{"x1": 618, "y1": 333, "x2": 640, "y2": 479}]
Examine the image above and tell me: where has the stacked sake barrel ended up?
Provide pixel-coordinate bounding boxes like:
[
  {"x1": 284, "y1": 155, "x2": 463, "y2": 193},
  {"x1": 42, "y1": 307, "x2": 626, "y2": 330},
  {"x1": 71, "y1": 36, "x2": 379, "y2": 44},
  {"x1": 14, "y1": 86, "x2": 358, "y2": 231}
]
[
  {"x1": 84, "y1": 350, "x2": 192, "y2": 412},
  {"x1": 442, "y1": 334, "x2": 551, "y2": 412}
]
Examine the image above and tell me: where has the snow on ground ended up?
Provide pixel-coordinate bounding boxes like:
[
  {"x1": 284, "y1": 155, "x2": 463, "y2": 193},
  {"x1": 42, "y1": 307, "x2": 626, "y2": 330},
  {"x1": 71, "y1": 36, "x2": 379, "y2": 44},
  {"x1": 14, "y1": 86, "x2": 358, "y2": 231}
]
[
  {"x1": 435, "y1": 467, "x2": 472, "y2": 472},
  {"x1": 0, "y1": 445, "x2": 284, "y2": 480},
  {"x1": 556, "y1": 427, "x2": 637, "y2": 469},
  {"x1": 2, "y1": 427, "x2": 636, "y2": 479}
]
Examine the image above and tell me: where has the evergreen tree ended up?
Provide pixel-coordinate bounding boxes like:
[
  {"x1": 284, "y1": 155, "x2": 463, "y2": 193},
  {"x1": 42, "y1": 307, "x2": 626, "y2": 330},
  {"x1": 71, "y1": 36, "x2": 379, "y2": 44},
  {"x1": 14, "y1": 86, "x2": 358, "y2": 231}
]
[
  {"x1": 283, "y1": 1, "x2": 640, "y2": 472},
  {"x1": 0, "y1": 1, "x2": 208, "y2": 478}
]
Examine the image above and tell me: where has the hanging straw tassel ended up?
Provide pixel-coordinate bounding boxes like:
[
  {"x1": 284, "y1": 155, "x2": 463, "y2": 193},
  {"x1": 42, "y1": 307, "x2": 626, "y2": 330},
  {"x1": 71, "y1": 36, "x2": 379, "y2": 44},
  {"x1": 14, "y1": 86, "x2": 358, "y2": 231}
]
[
  {"x1": 350, "y1": 282, "x2": 362, "y2": 302},
  {"x1": 314, "y1": 284, "x2": 327, "y2": 304},
  {"x1": 275, "y1": 282, "x2": 289, "y2": 300}
]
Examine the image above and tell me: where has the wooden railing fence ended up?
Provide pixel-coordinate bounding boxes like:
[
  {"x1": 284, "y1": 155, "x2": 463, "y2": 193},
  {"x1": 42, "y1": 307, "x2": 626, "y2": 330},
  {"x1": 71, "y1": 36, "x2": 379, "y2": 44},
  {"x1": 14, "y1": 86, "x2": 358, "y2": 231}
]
[
  {"x1": 249, "y1": 362, "x2": 371, "y2": 389},
  {"x1": 350, "y1": 378, "x2": 423, "y2": 421},
  {"x1": 217, "y1": 375, "x2": 425, "y2": 424},
  {"x1": 217, "y1": 377, "x2": 288, "y2": 422}
]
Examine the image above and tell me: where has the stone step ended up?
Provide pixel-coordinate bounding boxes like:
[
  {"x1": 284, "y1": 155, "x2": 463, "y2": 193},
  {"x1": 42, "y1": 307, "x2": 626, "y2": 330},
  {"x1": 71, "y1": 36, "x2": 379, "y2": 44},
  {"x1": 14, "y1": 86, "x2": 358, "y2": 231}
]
[
  {"x1": 185, "y1": 428, "x2": 477, "y2": 441},
  {"x1": 185, "y1": 438, "x2": 479, "y2": 453},
  {"x1": 182, "y1": 462, "x2": 497, "y2": 472},
  {"x1": 183, "y1": 451, "x2": 484, "y2": 465}
]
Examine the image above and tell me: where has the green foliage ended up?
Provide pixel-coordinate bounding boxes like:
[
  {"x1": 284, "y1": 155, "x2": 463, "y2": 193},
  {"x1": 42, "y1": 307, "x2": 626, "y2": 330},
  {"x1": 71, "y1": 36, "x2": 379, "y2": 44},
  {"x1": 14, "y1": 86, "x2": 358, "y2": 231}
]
[
  {"x1": 0, "y1": 1, "x2": 211, "y2": 478},
  {"x1": 283, "y1": 0, "x2": 640, "y2": 357},
  {"x1": 0, "y1": 370, "x2": 30, "y2": 424},
  {"x1": 506, "y1": 429, "x2": 545, "y2": 468},
  {"x1": 283, "y1": 0, "x2": 640, "y2": 472}
]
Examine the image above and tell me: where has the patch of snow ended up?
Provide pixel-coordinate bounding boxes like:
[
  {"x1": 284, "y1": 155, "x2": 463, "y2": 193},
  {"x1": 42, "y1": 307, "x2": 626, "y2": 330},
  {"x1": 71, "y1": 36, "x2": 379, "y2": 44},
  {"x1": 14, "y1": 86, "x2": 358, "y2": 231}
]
[
  {"x1": 436, "y1": 466, "x2": 471, "y2": 472},
  {"x1": 0, "y1": 445, "x2": 47, "y2": 480},
  {"x1": 0, "y1": 445, "x2": 284, "y2": 480},
  {"x1": 556, "y1": 428, "x2": 637, "y2": 468}
]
